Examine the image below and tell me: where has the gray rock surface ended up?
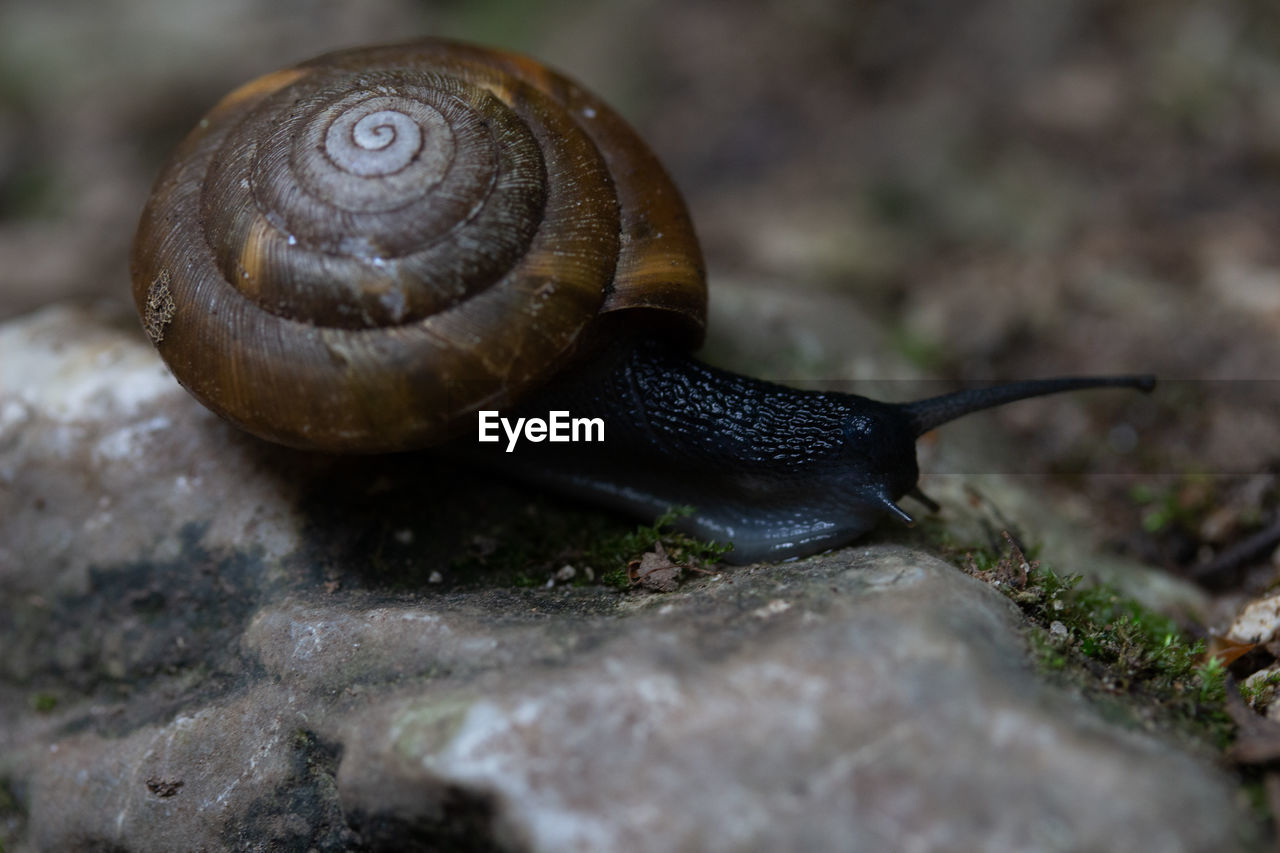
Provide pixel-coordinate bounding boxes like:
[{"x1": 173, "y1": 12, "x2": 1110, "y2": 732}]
[{"x1": 0, "y1": 305, "x2": 1255, "y2": 851}]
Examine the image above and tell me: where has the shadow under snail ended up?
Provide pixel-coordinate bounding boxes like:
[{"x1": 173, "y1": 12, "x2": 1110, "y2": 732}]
[{"x1": 130, "y1": 38, "x2": 1154, "y2": 564}]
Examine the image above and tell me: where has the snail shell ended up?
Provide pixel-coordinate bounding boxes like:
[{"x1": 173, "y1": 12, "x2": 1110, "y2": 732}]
[{"x1": 131, "y1": 39, "x2": 705, "y2": 451}]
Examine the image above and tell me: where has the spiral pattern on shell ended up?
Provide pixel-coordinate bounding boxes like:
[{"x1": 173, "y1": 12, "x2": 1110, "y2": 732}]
[{"x1": 131, "y1": 39, "x2": 705, "y2": 451}]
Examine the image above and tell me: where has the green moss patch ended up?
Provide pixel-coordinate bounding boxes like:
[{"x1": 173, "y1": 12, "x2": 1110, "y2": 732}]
[
  {"x1": 450, "y1": 504, "x2": 732, "y2": 591},
  {"x1": 949, "y1": 532, "x2": 1232, "y2": 749}
]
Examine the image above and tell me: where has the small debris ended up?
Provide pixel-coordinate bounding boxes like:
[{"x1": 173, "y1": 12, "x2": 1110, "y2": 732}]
[
  {"x1": 143, "y1": 271, "x2": 176, "y2": 344},
  {"x1": 1206, "y1": 635, "x2": 1257, "y2": 668},
  {"x1": 628, "y1": 542, "x2": 684, "y2": 593},
  {"x1": 966, "y1": 530, "x2": 1034, "y2": 590},
  {"x1": 145, "y1": 777, "x2": 184, "y2": 798},
  {"x1": 427, "y1": 571, "x2": 443, "y2": 584},
  {"x1": 751, "y1": 599, "x2": 792, "y2": 619},
  {"x1": 555, "y1": 564, "x2": 576, "y2": 583}
]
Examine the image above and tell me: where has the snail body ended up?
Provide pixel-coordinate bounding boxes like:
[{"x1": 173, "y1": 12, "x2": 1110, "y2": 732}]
[{"x1": 132, "y1": 38, "x2": 1153, "y2": 564}]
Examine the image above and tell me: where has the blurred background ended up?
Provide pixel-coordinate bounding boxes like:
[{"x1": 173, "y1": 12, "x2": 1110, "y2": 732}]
[{"x1": 1, "y1": 0, "x2": 1276, "y2": 581}]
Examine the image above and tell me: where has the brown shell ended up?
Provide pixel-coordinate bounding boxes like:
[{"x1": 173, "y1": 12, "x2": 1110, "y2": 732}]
[{"x1": 131, "y1": 38, "x2": 705, "y2": 452}]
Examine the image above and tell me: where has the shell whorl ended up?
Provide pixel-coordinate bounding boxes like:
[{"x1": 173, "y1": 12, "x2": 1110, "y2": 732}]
[
  {"x1": 131, "y1": 39, "x2": 705, "y2": 451},
  {"x1": 201, "y1": 70, "x2": 552, "y2": 330}
]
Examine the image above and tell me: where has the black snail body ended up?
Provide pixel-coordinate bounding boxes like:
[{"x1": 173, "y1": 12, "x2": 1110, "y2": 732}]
[{"x1": 131, "y1": 38, "x2": 1154, "y2": 564}]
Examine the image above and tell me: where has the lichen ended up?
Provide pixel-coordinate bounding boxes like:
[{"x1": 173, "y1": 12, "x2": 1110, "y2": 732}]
[{"x1": 143, "y1": 271, "x2": 176, "y2": 344}]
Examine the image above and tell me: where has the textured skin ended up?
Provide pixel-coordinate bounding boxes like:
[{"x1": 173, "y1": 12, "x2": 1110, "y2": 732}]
[
  {"x1": 482, "y1": 341, "x2": 1155, "y2": 562},
  {"x1": 493, "y1": 340, "x2": 921, "y2": 563}
]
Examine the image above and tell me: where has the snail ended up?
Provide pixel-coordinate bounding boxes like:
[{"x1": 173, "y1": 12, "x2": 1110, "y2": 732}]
[{"x1": 130, "y1": 38, "x2": 1153, "y2": 564}]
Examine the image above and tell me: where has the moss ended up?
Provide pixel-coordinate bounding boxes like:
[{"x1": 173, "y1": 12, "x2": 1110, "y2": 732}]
[
  {"x1": 450, "y1": 503, "x2": 732, "y2": 591},
  {"x1": 950, "y1": 533, "x2": 1234, "y2": 750},
  {"x1": 1240, "y1": 669, "x2": 1280, "y2": 706}
]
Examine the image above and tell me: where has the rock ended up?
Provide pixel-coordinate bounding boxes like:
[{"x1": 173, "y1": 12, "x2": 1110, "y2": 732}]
[
  {"x1": 0, "y1": 304, "x2": 1257, "y2": 851},
  {"x1": 1229, "y1": 593, "x2": 1280, "y2": 644},
  {"x1": 1242, "y1": 665, "x2": 1280, "y2": 720}
]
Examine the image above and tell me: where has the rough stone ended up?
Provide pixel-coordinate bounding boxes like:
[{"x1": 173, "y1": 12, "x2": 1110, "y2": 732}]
[
  {"x1": 0, "y1": 305, "x2": 1257, "y2": 851},
  {"x1": 1230, "y1": 593, "x2": 1280, "y2": 644}
]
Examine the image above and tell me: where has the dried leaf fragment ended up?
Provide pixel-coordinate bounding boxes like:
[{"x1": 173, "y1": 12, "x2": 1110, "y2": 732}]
[{"x1": 628, "y1": 541, "x2": 684, "y2": 593}]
